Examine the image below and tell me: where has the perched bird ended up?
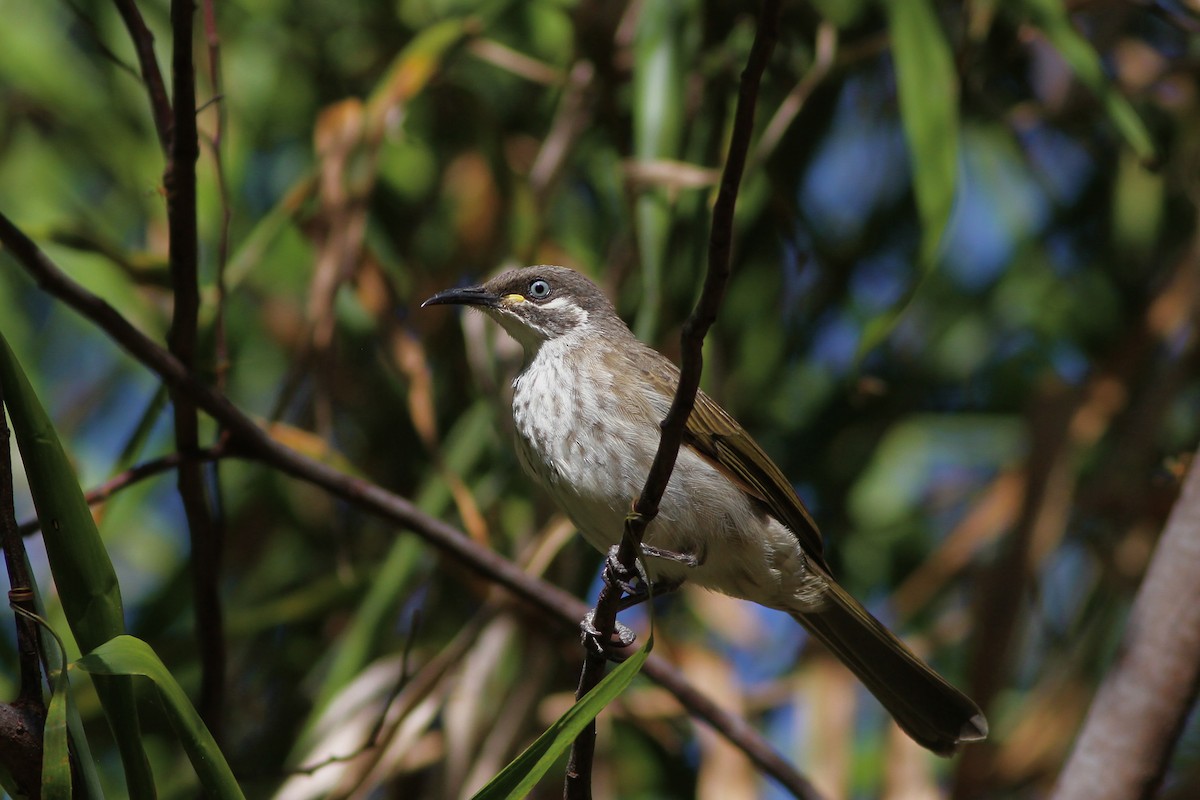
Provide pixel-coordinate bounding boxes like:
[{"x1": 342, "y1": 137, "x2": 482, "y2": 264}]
[{"x1": 423, "y1": 266, "x2": 987, "y2": 754}]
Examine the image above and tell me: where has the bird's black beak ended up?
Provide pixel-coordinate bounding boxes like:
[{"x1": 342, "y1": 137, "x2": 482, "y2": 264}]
[{"x1": 420, "y1": 285, "x2": 499, "y2": 309}]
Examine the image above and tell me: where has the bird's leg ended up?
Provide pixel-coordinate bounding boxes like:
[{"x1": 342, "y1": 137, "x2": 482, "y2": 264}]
[
  {"x1": 603, "y1": 544, "x2": 693, "y2": 608},
  {"x1": 615, "y1": 575, "x2": 684, "y2": 611},
  {"x1": 640, "y1": 544, "x2": 701, "y2": 568},
  {"x1": 578, "y1": 547, "x2": 645, "y2": 654},
  {"x1": 580, "y1": 544, "x2": 699, "y2": 657}
]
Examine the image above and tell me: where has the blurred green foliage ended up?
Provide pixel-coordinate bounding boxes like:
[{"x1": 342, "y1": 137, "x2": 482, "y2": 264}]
[{"x1": 1, "y1": 0, "x2": 1198, "y2": 797}]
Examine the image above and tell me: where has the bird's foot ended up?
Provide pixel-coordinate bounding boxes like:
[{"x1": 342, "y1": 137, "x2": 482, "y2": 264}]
[
  {"x1": 601, "y1": 545, "x2": 687, "y2": 610},
  {"x1": 580, "y1": 609, "x2": 637, "y2": 658},
  {"x1": 601, "y1": 545, "x2": 646, "y2": 596}
]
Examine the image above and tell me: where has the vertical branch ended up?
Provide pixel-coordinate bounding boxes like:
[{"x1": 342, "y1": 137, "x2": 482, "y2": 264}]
[
  {"x1": 1051, "y1": 450, "x2": 1200, "y2": 800},
  {"x1": 0, "y1": 385, "x2": 47, "y2": 794},
  {"x1": 564, "y1": 0, "x2": 784, "y2": 797},
  {"x1": 112, "y1": 0, "x2": 172, "y2": 149},
  {"x1": 0, "y1": 389, "x2": 45, "y2": 707},
  {"x1": 165, "y1": 0, "x2": 226, "y2": 739}
]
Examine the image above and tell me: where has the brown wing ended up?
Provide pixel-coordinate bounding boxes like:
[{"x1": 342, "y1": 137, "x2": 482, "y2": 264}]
[
  {"x1": 636, "y1": 349, "x2": 826, "y2": 568},
  {"x1": 685, "y1": 389, "x2": 827, "y2": 569}
]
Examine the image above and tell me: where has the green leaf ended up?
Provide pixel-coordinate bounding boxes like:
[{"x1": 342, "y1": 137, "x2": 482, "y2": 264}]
[
  {"x1": 631, "y1": 0, "x2": 694, "y2": 340},
  {"x1": 16, "y1": 566, "x2": 103, "y2": 800},
  {"x1": 1012, "y1": 0, "x2": 1156, "y2": 161},
  {"x1": 884, "y1": 0, "x2": 960, "y2": 270},
  {"x1": 77, "y1": 636, "x2": 245, "y2": 800},
  {"x1": 0, "y1": 332, "x2": 154, "y2": 796},
  {"x1": 470, "y1": 637, "x2": 653, "y2": 799},
  {"x1": 37, "y1": 618, "x2": 72, "y2": 800}
]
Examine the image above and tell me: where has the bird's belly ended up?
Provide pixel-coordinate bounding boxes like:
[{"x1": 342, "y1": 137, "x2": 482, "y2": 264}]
[{"x1": 511, "y1": 356, "x2": 824, "y2": 609}]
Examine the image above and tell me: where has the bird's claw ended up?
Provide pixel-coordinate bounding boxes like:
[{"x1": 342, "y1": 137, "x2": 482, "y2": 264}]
[
  {"x1": 581, "y1": 610, "x2": 637, "y2": 657},
  {"x1": 602, "y1": 544, "x2": 693, "y2": 610},
  {"x1": 602, "y1": 546, "x2": 645, "y2": 596}
]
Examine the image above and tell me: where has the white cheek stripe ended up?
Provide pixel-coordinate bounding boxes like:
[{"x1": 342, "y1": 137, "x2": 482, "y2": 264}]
[{"x1": 541, "y1": 297, "x2": 589, "y2": 326}]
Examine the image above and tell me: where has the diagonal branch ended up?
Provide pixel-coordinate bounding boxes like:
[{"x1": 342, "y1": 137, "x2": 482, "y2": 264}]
[
  {"x1": 112, "y1": 0, "x2": 172, "y2": 150},
  {"x1": 17, "y1": 446, "x2": 227, "y2": 538},
  {"x1": 0, "y1": 208, "x2": 820, "y2": 800},
  {"x1": 564, "y1": 1, "x2": 807, "y2": 798}
]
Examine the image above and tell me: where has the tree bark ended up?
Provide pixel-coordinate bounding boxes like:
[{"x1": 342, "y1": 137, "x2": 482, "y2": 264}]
[{"x1": 1052, "y1": 450, "x2": 1200, "y2": 800}]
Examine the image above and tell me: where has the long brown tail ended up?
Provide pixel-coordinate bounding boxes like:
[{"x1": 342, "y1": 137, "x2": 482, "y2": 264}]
[{"x1": 791, "y1": 580, "x2": 988, "y2": 755}]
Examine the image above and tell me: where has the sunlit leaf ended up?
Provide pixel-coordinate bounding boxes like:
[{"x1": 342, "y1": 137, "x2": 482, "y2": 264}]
[
  {"x1": 77, "y1": 635, "x2": 244, "y2": 800},
  {"x1": 471, "y1": 636, "x2": 653, "y2": 800}
]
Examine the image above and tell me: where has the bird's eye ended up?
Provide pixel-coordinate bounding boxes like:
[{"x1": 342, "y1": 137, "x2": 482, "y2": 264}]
[{"x1": 528, "y1": 279, "x2": 551, "y2": 299}]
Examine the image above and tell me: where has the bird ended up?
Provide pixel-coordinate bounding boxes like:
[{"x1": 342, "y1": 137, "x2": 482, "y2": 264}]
[{"x1": 423, "y1": 265, "x2": 987, "y2": 755}]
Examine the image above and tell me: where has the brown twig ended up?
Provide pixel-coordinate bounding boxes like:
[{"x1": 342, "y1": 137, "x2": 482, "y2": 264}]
[
  {"x1": 564, "y1": 2, "x2": 805, "y2": 798},
  {"x1": 112, "y1": 0, "x2": 172, "y2": 150},
  {"x1": 290, "y1": 609, "x2": 423, "y2": 776},
  {"x1": 0, "y1": 377, "x2": 47, "y2": 794},
  {"x1": 749, "y1": 21, "x2": 836, "y2": 173},
  {"x1": 0, "y1": 207, "x2": 818, "y2": 799},
  {"x1": 0, "y1": 385, "x2": 45, "y2": 707},
  {"x1": 17, "y1": 446, "x2": 227, "y2": 538}
]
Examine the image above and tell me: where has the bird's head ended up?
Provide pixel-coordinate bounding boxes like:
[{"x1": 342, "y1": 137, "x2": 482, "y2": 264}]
[{"x1": 422, "y1": 266, "x2": 621, "y2": 351}]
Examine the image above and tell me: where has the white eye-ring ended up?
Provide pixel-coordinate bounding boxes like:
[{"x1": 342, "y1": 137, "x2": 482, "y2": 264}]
[{"x1": 528, "y1": 279, "x2": 551, "y2": 299}]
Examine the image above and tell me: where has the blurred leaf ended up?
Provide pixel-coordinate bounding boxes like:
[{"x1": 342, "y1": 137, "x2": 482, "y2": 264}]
[
  {"x1": 884, "y1": 0, "x2": 959, "y2": 270},
  {"x1": 860, "y1": 0, "x2": 960, "y2": 358},
  {"x1": 77, "y1": 636, "x2": 244, "y2": 800},
  {"x1": 471, "y1": 635, "x2": 653, "y2": 799},
  {"x1": 810, "y1": 0, "x2": 868, "y2": 28},
  {"x1": 307, "y1": 536, "x2": 425, "y2": 717},
  {"x1": 0, "y1": 332, "x2": 153, "y2": 796},
  {"x1": 632, "y1": 0, "x2": 693, "y2": 340},
  {"x1": 366, "y1": 17, "x2": 477, "y2": 134},
  {"x1": 848, "y1": 414, "x2": 1027, "y2": 531},
  {"x1": 1012, "y1": 0, "x2": 1156, "y2": 162}
]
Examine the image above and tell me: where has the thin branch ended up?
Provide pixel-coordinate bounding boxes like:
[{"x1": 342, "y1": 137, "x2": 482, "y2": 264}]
[
  {"x1": 749, "y1": 21, "x2": 837, "y2": 172},
  {"x1": 112, "y1": 0, "x2": 172, "y2": 150},
  {"x1": 64, "y1": 0, "x2": 143, "y2": 81},
  {"x1": 0, "y1": 384, "x2": 46, "y2": 707},
  {"x1": 164, "y1": 0, "x2": 226, "y2": 740},
  {"x1": 290, "y1": 609, "x2": 422, "y2": 776},
  {"x1": 17, "y1": 446, "x2": 227, "y2": 537},
  {"x1": 0, "y1": 377, "x2": 48, "y2": 794},
  {"x1": 0, "y1": 208, "x2": 818, "y2": 799},
  {"x1": 565, "y1": 1, "x2": 804, "y2": 798}
]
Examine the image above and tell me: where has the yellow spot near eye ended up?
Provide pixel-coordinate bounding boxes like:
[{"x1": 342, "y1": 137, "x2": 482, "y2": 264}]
[{"x1": 502, "y1": 294, "x2": 526, "y2": 305}]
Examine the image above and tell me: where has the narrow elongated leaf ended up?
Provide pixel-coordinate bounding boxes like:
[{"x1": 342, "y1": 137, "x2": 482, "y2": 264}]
[
  {"x1": 632, "y1": 0, "x2": 692, "y2": 340},
  {"x1": 16, "y1": 555, "x2": 103, "y2": 799},
  {"x1": 77, "y1": 635, "x2": 245, "y2": 800},
  {"x1": 1013, "y1": 0, "x2": 1155, "y2": 161},
  {"x1": 0, "y1": 332, "x2": 154, "y2": 795},
  {"x1": 885, "y1": 0, "x2": 960, "y2": 269},
  {"x1": 27, "y1": 612, "x2": 73, "y2": 800},
  {"x1": 471, "y1": 636, "x2": 652, "y2": 800}
]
